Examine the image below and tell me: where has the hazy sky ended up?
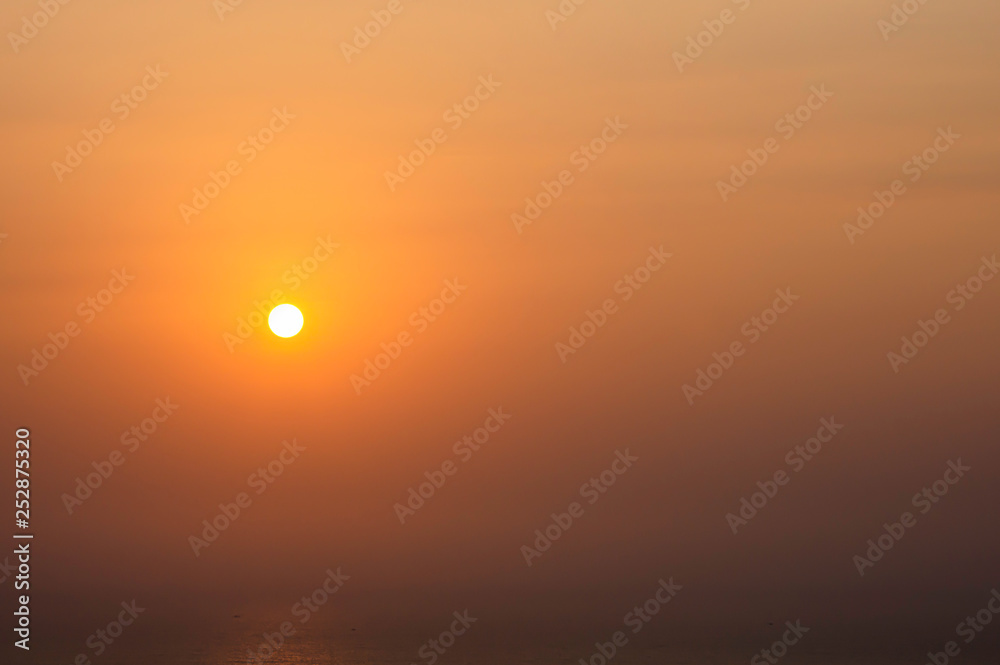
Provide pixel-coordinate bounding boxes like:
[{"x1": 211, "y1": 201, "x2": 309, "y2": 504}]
[{"x1": 2, "y1": 0, "x2": 999, "y2": 660}]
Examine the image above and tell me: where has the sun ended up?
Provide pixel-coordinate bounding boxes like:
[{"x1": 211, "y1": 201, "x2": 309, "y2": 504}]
[{"x1": 268, "y1": 304, "x2": 303, "y2": 338}]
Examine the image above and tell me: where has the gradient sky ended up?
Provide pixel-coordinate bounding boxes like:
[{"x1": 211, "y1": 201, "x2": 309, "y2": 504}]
[{"x1": 2, "y1": 0, "x2": 999, "y2": 660}]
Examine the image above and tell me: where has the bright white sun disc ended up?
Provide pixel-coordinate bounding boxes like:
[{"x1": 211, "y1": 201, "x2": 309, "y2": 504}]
[{"x1": 268, "y1": 304, "x2": 303, "y2": 338}]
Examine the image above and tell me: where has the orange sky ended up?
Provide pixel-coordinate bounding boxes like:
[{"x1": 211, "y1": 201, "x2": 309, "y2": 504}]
[{"x1": 2, "y1": 0, "x2": 999, "y2": 658}]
